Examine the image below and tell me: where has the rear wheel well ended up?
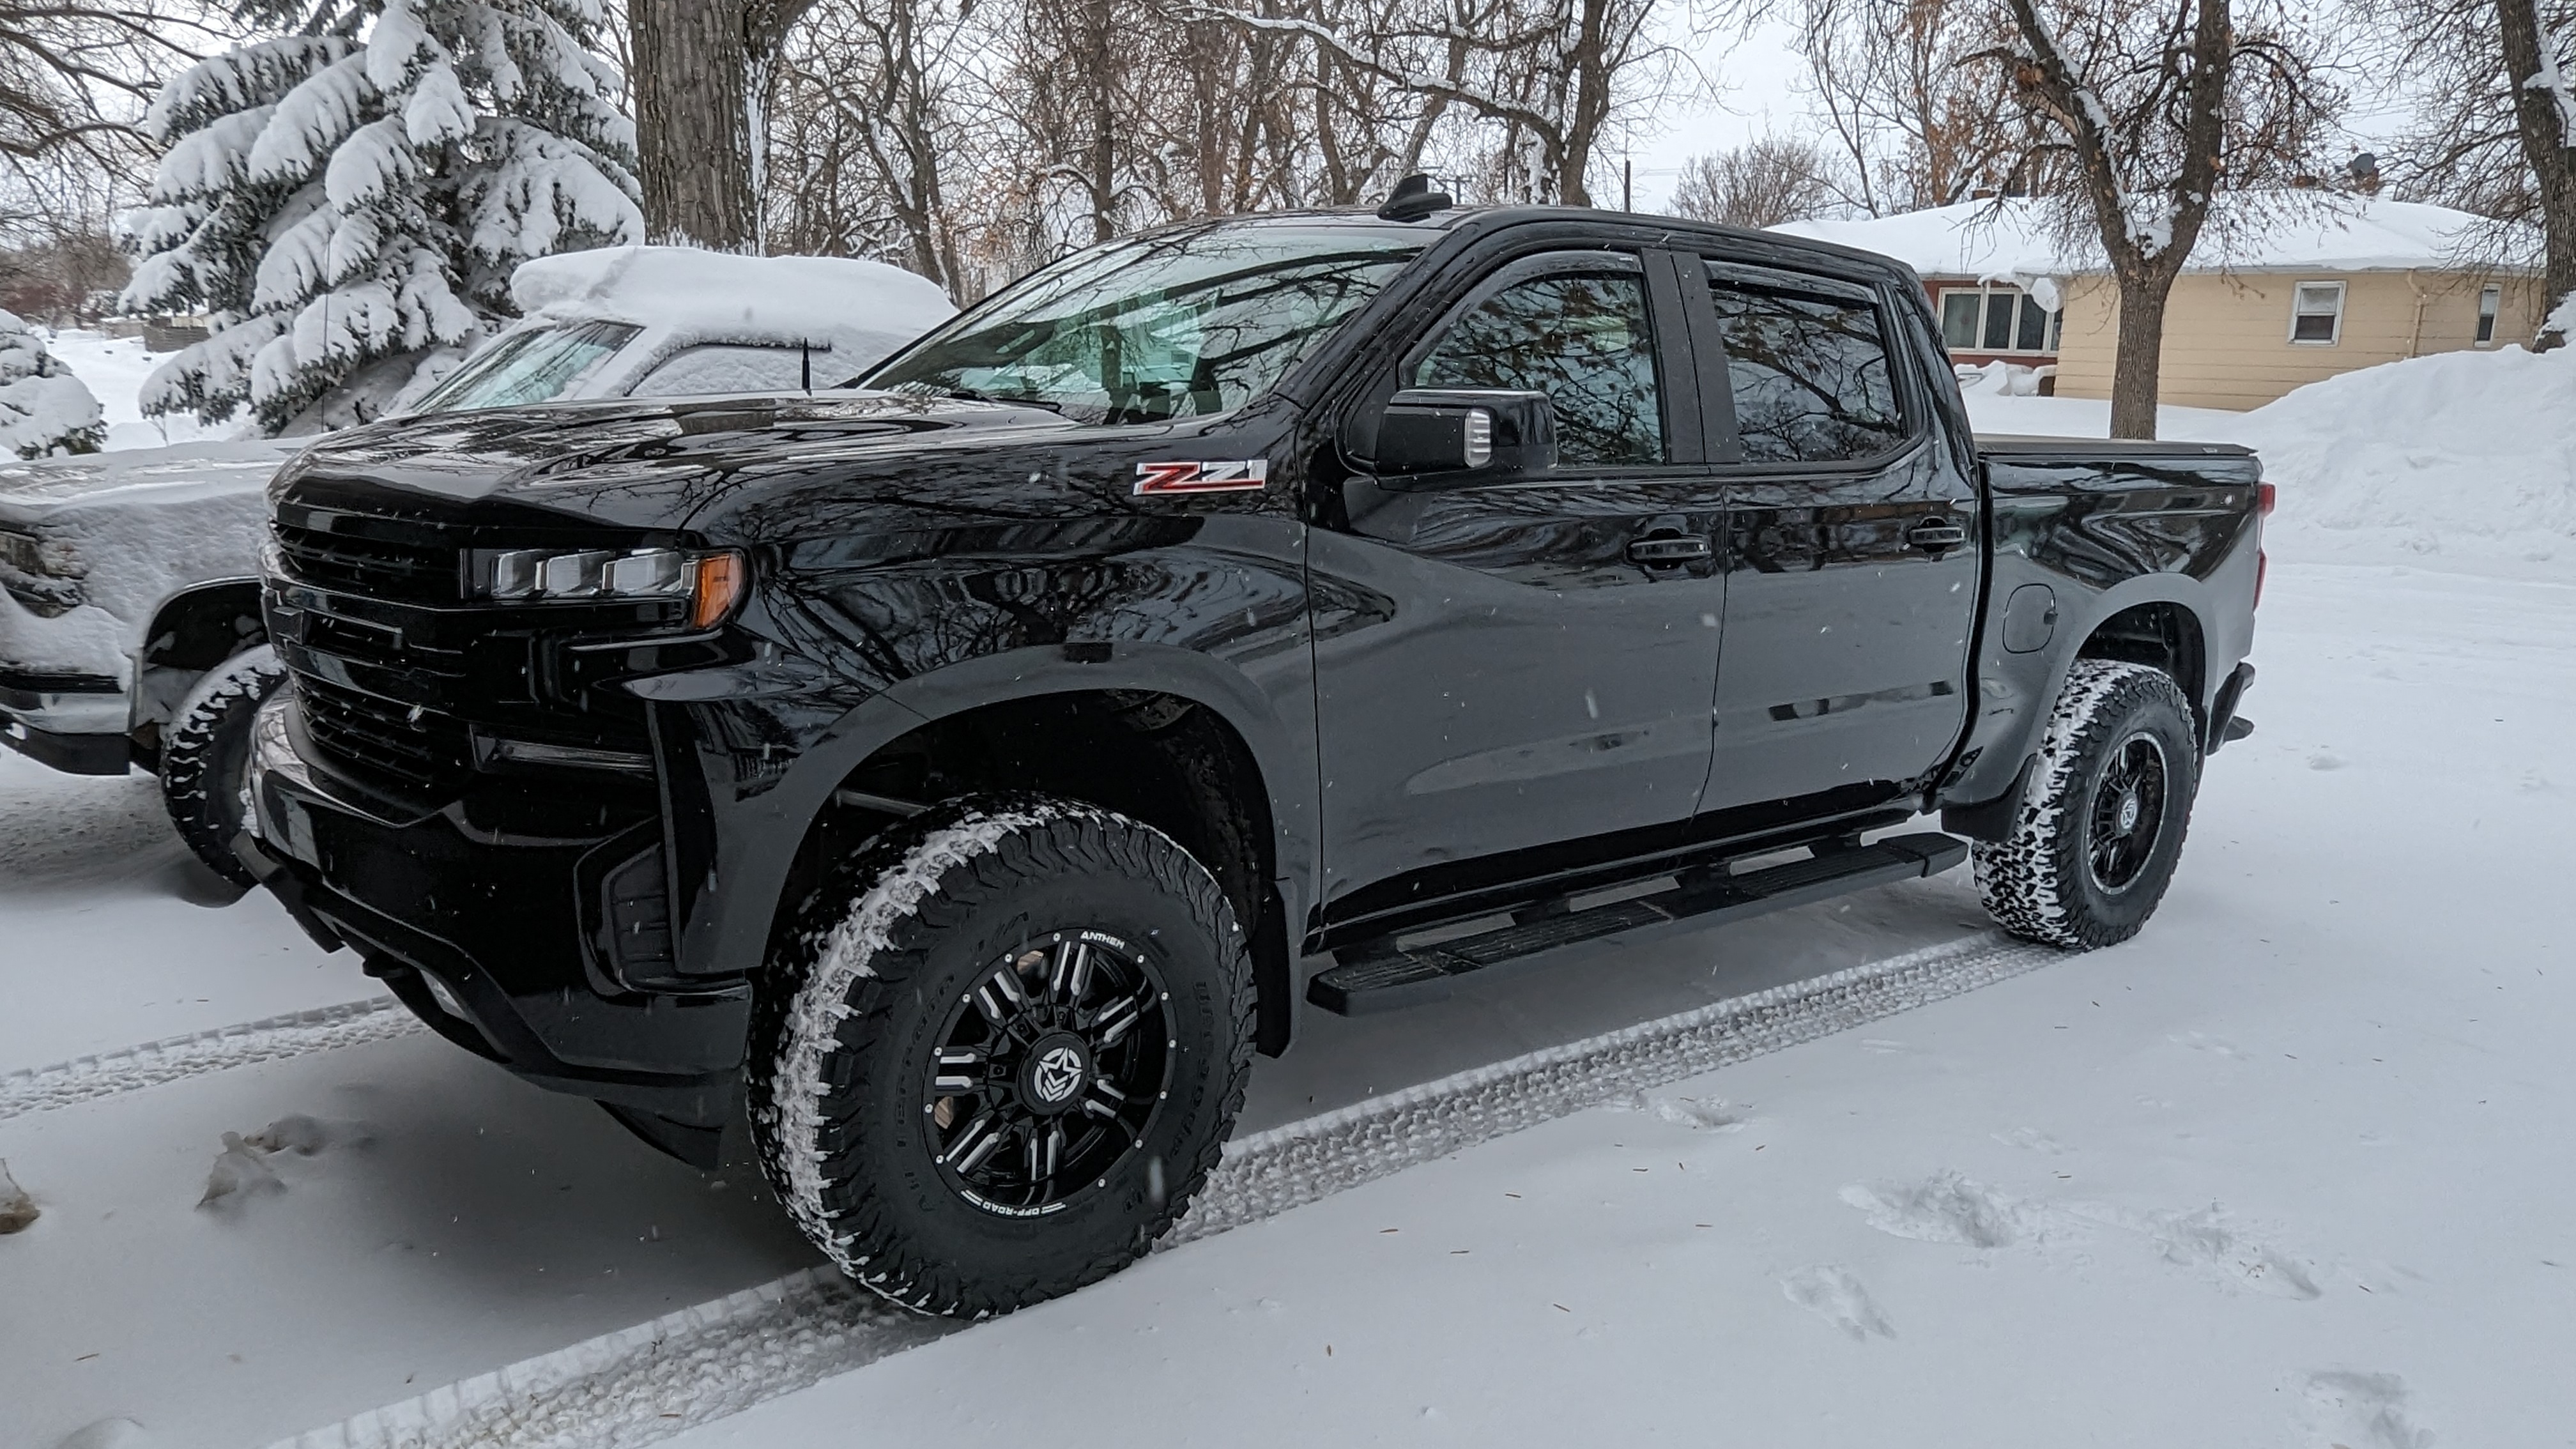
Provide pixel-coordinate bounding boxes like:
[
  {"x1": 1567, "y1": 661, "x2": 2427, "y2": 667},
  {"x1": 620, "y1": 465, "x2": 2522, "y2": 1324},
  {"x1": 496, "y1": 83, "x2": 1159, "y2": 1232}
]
[
  {"x1": 2078, "y1": 602, "x2": 2205, "y2": 737},
  {"x1": 779, "y1": 691, "x2": 1292, "y2": 1054}
]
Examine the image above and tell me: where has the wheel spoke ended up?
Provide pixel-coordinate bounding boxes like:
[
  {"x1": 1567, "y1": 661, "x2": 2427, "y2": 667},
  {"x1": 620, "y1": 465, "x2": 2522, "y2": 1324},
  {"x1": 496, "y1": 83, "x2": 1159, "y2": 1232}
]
[
  {"x1": 931, "y1": 1046, "x2": 984, "y2": 1095},
  {"x1": 946, "y1": 1112, "x2": 1008, "y2": 1174}
]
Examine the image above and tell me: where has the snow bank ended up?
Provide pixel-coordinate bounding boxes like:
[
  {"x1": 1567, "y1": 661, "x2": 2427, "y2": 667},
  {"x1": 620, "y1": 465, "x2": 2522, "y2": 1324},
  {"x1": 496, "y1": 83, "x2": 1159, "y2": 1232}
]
[
  {"x1": 510, "y1": 246, "x2": 955, "y2": 381},
  {"x1": 2228, "y1": 344, "x2": 2576, "y2": 569}
]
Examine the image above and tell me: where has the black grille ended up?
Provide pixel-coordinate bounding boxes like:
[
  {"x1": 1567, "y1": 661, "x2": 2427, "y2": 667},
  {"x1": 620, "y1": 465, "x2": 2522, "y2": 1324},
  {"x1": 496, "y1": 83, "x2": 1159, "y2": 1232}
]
[
  {"x1": 273, "y1": 519, "x2": 459, "y2": 604},
  {"x1": 296, "y1": 675, "x2": 473, "y2": 796}
]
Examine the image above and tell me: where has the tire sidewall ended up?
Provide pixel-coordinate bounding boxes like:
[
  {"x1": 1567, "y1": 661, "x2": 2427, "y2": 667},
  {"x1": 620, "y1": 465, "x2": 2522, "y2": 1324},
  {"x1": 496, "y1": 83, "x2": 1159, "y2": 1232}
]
[
  {"x1": 2048, "y1": 673, "x2": 2199, "y2": 940},
  {"x1": 754, "y1": 799, "x2": 1252, "y2": 1314},
  {"x1": 832, "y1": 862, "x2": 1234, "y2": 1285},
  {"x1": 162, "y1": 647, "x2": 285, "y2": 885}
]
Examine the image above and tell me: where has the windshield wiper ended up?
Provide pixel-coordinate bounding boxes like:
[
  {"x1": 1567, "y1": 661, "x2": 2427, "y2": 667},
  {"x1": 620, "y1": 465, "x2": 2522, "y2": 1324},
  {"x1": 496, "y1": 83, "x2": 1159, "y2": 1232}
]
[{"x1": 936, "y1": 385, "x2": 1066, "y2": 415}]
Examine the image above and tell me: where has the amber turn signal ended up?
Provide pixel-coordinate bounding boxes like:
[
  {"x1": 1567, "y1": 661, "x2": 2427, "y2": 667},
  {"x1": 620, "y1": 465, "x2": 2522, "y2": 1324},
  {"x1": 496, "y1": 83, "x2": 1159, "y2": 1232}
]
[{"x1": 690, "y1": 551, "x2": 747, "y2": 629}]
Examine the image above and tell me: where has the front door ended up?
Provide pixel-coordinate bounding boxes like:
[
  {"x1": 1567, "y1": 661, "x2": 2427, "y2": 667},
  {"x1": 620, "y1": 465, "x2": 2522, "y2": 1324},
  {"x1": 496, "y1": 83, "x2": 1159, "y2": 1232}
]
[
  {"x1": 1310, "y1": 249, "x2": 1729, "y2": 922},
  {"x1": 1692, "y1": 259, "x2": 1981, "y2": 819}
]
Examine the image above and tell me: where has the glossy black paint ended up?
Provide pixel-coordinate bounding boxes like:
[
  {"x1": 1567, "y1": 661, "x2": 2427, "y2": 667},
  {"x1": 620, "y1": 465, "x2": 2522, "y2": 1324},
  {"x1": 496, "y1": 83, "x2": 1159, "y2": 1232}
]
[{"x1": 245, "y1": 206, "x2": 2262, "y2": 1144}]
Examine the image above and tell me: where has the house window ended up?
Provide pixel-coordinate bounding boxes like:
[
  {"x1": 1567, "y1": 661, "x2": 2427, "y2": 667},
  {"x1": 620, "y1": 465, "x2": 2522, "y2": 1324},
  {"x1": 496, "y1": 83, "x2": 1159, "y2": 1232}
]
[
  {"x1": 1937, "y1": 284, "x2": 2061, "y2": 355},
  {"x1": 2288, "y1": 281, "x2": 2345, "y2": 344},
  {"x1": 2476, "y1": 283, "x2": 2502, "y2": 344}
]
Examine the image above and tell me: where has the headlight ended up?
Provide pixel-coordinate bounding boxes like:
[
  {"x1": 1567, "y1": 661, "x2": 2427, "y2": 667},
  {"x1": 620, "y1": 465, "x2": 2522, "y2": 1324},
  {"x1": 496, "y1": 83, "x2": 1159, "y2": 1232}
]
[
  {"x1": 465, "y1": 547, "x2": 747, "y2": 629},
  {"x1": 0, "y1": 526, "x2": 83, "y2": 580}
]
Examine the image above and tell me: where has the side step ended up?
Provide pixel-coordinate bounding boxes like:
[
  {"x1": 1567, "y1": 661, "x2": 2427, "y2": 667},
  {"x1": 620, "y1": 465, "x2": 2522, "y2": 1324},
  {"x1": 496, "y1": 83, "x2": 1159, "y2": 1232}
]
[{"x1": 1307, "y1": 832, "x2": 1970, "y2": 1016}]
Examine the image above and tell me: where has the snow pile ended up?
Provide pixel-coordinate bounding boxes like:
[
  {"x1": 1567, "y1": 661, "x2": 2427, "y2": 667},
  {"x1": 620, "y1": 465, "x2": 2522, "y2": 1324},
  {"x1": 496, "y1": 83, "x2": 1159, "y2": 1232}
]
[
  {"x1": 509, "y1": 246, "x2": 956, "y2": 381},
  {"x1": 2230, "y1": 344, "x2": 2576, "y2": 568},
  {"x1": 0, "y1": 313, "x2": 104, "y2": 458},
  {"x1": 40, "y1": 332, "x2": 230, "y2": 451}
]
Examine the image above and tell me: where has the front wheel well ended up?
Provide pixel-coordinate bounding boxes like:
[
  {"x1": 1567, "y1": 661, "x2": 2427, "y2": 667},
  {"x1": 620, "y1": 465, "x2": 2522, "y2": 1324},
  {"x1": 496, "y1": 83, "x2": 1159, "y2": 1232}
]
[
  {"x1": 132, "y1": 580, "x2": 268, "y2": 756},
  {"x1": 780, "y1": 690, "x2": 1292, "y2": 1054}
]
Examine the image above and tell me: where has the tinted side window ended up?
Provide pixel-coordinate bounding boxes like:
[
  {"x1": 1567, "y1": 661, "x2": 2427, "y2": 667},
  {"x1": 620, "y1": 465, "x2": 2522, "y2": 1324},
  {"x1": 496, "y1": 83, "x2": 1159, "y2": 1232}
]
[
  {"x1": 1706, "y1": 279, "x2": 1904, "y2": 464},
  {"x1": 1414, "y1": 267, "x2": 1664, "y2": 466}
]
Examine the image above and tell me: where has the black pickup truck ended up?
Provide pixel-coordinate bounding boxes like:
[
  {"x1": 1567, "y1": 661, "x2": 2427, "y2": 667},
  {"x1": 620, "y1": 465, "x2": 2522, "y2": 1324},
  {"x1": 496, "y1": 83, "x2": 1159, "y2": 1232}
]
[{"x1": 238, "y1": 193, "x2": 2263, "y2": 1316}]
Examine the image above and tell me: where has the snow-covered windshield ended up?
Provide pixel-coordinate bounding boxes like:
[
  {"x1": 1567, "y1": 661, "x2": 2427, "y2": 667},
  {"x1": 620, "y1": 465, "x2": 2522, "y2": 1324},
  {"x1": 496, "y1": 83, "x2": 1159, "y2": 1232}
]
[
  {"x1": 862, "y1": 223, "x2": 1424, "y2": 424},
  {"x1": 411, "y1": 319, "x2": 642, "y2": 413}
]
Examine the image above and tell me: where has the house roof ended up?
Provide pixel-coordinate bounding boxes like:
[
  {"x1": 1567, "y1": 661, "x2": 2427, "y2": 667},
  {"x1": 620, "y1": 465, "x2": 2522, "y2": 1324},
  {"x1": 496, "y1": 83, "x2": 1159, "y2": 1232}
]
[{"x1": 1770, "y1": 195, "x2": 2534, "y2": 281}]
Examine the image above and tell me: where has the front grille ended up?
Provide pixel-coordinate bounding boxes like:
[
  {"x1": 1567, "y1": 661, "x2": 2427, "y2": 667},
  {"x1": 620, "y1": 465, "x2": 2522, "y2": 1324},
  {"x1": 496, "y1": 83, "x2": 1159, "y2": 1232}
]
[
  {"x1": 272, "y1": 519, "x2": 459, "y2": 604},
  {"x1": 296, "y1": 675, "x2": 473, "y2": 796}
]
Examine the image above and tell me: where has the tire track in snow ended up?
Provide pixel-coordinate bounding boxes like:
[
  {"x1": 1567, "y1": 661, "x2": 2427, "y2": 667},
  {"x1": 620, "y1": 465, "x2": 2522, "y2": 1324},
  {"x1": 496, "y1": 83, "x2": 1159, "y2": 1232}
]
[
  {"x1": 270, "y1": 930, "x2": 2065, "y2": 1449},
  {"x1": 0, "y1": 997, "x2": 420, "y2": 1122}
]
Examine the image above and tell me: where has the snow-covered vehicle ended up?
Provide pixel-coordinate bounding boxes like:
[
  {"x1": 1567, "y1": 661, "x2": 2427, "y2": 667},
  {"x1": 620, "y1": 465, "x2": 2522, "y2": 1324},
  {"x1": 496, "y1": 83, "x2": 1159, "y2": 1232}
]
[{"x1": 0, "y1": 248, "x2": 953, "y2": 881}]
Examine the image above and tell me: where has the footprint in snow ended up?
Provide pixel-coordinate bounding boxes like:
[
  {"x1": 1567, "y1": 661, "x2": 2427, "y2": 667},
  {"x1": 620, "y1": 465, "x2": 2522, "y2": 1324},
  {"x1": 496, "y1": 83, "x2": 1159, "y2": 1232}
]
[
  {"x1": 1779, "y1": 1266, "x2": 1895, "y2": 1340},
  {"x1": 1839, "y1": 1172, "x2": 2031, "y2": 1250},
  {"x1": 2169, "y1": 1032, "x2": 2246, "y2": 1059},
  {"x1": 1992, "y1": 1127, "x2": 2068, "y2": 1156},
  {"x1": 197, "y1": 1115, "x2": 372, "y2": 1212},
  {"x1": 2297, "y1": 1370, "x2": 2434, "y2": 1449},
  {"x1": 52, "y1": 1420, "x2": 152, "y2": 1449},
  {"x1": 2308, "y1": 753, "x2": 2349, "y2": 771},
  {"x1": 1627, "y1": 1092, "x2": 1748, "y2": 1131}
]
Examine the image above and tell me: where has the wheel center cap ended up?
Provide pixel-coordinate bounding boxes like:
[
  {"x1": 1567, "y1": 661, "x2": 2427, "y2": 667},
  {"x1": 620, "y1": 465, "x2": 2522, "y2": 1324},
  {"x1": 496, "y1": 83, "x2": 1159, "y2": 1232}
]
[
  {"x1": 2116, "y1": 792, "x2": 2141, "y2": 833},
  {"x1": 1022, "y1": 1035, "x2": 1090, "y2": 1114}
]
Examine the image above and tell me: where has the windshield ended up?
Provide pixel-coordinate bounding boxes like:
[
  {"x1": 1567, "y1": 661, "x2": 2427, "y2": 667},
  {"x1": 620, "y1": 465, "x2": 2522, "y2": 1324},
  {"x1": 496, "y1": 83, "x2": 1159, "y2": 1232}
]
[
  {"x1": 862, "y1": 223, "x2": 1425, "y2": 424},
  {"x1": 410, "y1": 319, "x2": 641, "y2": 413}
]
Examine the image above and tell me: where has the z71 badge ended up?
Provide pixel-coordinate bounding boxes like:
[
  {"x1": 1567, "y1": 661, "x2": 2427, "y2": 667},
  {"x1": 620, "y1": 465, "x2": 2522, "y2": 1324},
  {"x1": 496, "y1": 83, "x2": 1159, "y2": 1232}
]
[{"x1": 1134, "y1": 459, "x2": 1269, "y2": 495}]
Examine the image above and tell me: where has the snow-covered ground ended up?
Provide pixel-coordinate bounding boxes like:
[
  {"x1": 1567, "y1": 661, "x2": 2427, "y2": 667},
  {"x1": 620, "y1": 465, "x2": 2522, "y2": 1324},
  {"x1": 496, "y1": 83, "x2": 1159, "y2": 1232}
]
[
  {"x1": 5, "y1": 347, "x2": 2575, "y2": 1449},
  {"x1": 39, "y1": 331, "x2": 229, "y2": 452}
]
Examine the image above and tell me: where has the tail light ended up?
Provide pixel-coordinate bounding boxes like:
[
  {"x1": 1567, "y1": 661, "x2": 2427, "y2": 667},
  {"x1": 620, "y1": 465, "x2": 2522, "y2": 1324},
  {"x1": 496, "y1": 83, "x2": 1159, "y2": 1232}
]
[{"x1": 2253, "y1": 482, "x2": 2273, "y2": 610}]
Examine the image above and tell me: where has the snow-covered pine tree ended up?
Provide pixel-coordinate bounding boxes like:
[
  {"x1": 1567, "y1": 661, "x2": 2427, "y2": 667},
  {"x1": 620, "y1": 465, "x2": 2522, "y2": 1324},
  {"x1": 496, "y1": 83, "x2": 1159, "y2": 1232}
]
[
  {"x1": 121, "y1": 1, "x2": 645, "y2": 433},
  {"x1": 0, "y1": 312, "x2": 106, "y2": 458}
]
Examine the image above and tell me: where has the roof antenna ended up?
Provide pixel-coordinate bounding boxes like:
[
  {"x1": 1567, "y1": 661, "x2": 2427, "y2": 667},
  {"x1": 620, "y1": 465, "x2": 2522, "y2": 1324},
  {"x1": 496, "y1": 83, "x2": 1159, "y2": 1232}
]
[{"x1": 1377, "y1": 172, "x2": 1453, "y2": 222}]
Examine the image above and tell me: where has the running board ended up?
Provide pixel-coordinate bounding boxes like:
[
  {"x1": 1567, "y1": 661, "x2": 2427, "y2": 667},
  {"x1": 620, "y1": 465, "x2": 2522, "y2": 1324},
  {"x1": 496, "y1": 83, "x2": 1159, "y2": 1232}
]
[{"x1": 1307, "y1": 832, "x2": 1971, "y2": 1015}]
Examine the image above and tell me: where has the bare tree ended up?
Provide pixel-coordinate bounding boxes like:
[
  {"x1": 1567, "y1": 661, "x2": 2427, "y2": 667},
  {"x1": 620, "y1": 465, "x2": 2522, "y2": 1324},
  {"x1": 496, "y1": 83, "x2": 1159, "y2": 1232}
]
[
  {"x1": 1797, "y1": 0, "x2": 2039, "y2": 214},
  {"x1": 1986, "y1": 0, "x2": 2340, "y2": 437},
  {"x1": 1666, "y1": 133, "x2": 1842, "y2": 227},
  {"x1": 2381, "y1": 0, "x2": 2576, "y2": 346},
  {"x1": 1186, "y1": 0, "x2": 1692, "y2": 205}
]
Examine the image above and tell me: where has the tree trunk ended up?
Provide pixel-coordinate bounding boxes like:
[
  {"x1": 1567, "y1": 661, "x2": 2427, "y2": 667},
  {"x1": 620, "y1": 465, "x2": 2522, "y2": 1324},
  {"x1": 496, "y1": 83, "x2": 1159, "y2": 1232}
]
[
  {"x1": 630, "y1": 0, "x2": 818, "y2": 252},
  {"x1": 2497, "y1": 0, "x2": 2576, "y2": 348},
  {"x1": 2108, "y1": 271, "x2": 2174, "y2": 440}
]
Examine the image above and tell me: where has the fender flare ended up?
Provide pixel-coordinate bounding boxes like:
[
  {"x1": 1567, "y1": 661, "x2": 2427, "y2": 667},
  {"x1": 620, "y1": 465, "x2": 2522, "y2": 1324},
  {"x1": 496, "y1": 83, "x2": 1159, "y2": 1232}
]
[{"x1": 677, "y1": 643, "x2": 1318, "y2": 1002}]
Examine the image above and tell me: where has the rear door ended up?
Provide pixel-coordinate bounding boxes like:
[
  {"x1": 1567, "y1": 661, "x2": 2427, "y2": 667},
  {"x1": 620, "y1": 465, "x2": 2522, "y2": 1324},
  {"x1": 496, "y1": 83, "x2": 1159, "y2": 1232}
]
[
  {"x1": 1689, "y1": 258, "x2": 1981, "y2": 819},
  {"x1": 1309, "y1": 248, "x2": 1729, "y2": 919}
]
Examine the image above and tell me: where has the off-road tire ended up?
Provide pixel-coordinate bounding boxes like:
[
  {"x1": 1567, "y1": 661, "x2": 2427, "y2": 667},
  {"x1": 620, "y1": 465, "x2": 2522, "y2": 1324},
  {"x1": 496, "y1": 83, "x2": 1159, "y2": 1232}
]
[
  {"x1": 1974, "y1": 660, "x2": 2200, "y2": 950},
  {"x1": 160, "y1": 645, "x2": 288, "y2": 887},
  {"x1": 749, "y1": 794, "x2": 1256, "y2": 1317}
]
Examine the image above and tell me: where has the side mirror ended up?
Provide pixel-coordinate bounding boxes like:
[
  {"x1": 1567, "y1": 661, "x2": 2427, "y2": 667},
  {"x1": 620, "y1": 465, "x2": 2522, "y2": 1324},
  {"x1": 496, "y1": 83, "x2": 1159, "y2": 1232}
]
[{"x1": 1373, "y1": 388, "x2": 1557, "y2": 485}]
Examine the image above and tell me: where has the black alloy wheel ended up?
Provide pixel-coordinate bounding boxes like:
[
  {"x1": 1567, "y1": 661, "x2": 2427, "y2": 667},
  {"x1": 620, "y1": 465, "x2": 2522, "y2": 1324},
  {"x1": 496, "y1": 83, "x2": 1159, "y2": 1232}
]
[
  {"x1": 2085, "y1": 732, "x2": 2169, "y2": 893},
  {"x1": 926, "y1": 932, "x2": 1173, "y2": 1216}
]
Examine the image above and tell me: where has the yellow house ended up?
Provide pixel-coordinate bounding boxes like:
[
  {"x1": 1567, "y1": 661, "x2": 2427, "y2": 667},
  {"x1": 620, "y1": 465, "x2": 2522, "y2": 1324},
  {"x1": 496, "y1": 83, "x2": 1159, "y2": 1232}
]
[{"x1": 1774, "y1": 195, "x2": 2544, "y2": 410}]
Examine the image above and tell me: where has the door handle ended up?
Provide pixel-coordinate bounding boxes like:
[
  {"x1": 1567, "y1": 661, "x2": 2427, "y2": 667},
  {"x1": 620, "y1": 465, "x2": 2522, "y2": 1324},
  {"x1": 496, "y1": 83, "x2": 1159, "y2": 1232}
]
[
  {"x1": 1627, "y1": 534, "x2": 1713, "y2": 567},
  {"x1": 1906, "y1": 519, "x2": 1968, "y2": 552}
]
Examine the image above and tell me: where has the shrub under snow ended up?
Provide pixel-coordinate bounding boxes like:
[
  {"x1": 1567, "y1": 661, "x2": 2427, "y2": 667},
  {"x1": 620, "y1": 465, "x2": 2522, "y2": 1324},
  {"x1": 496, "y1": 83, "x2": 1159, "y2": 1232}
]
[
  {"x1": 121, "y1": 0, "x2": 643, "y2": 434},
  {"x1": 0, "y1": 312, "x2": 105, "y2": 459}
]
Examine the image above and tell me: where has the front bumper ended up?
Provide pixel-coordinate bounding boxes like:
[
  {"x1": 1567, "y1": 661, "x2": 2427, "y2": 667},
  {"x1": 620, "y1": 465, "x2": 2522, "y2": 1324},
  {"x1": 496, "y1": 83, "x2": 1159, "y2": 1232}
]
[
  {"x1": 0, "y1": 670, "x2": 130, "y2": 775},
  {"x1": 243, "y1": 691, "x2": 751, "y2": 1129}
]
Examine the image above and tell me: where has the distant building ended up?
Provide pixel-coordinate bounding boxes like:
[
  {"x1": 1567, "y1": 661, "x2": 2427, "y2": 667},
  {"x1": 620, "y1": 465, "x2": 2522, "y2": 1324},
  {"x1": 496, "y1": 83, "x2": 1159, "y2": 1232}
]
[{"x1": 1773, "y1": 195, "x2": 2545, "y2": 410}]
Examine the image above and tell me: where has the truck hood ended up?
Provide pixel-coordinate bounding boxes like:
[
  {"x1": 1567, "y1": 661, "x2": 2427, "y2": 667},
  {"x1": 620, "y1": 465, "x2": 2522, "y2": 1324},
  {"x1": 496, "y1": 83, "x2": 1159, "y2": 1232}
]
[
  {"x1": 284, "y1": 390, "x2": 1110, "y2": 537},
  {"x1": 0, "y1": 438, "x2": 300, "y2": 523}
]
